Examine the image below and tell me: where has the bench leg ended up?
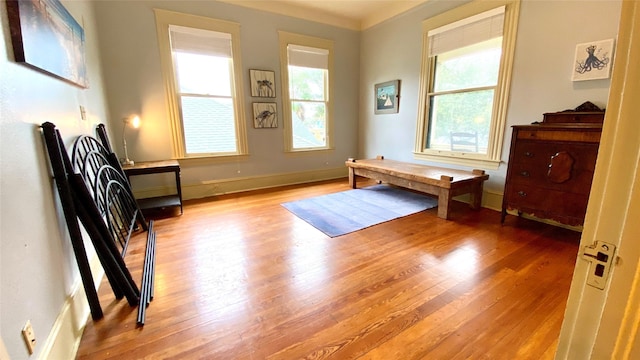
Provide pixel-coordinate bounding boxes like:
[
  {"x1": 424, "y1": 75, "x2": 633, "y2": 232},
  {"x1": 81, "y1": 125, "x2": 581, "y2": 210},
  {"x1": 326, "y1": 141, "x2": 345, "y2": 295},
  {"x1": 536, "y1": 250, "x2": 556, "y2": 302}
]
[
  {"x1": 348, "y1": 167, "x2": 357, "y2": 189},
  {"x1": 437, "y1": 190, "x2": 451, "y2": 220},
  {"x1": 469, "y1": 182, "x2": 483, "y2": 210}
]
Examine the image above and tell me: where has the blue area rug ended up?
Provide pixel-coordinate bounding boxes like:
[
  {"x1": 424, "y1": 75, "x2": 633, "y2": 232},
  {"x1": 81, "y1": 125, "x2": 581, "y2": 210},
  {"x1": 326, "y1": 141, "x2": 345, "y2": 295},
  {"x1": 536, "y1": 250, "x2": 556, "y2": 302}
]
[{"x1": 281, "y1": 184, "x2": 438, "y2": 237}]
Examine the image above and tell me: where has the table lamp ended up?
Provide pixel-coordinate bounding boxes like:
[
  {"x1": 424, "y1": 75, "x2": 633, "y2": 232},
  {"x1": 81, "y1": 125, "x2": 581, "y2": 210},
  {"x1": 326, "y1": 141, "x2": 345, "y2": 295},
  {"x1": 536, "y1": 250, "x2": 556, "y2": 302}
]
[{"x1": 122, "y1": 115, "x2": 140, "y2": 166}]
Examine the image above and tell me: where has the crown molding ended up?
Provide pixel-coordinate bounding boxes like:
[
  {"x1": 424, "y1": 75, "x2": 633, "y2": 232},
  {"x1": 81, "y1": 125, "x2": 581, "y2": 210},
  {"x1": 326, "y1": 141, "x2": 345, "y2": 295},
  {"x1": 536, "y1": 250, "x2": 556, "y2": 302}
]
[
  {"x1": 218, "y1": 0, "x2": 361, "y2": 30},
  {"x1": 218, "y1": 0, "x2": 429, "y2": 31}
]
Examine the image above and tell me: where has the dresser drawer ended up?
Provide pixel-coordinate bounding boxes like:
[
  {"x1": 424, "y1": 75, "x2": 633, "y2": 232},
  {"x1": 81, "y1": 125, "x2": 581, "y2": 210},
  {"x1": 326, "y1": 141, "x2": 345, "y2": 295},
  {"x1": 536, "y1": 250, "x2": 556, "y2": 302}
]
[
  {"x1": 507, "y1": 163, "x2": 595, "y2": 195},
  {"x1": 509, "y1": 141, "x2": 598, "y2": 171},
  {"x1": 543, "y1": 112, "x2": 605, "y2": 124},
  {"x1": 504, "y1": 185, "x2": 589, "y2": 222},
  {"x1": 516, "y1": 129, "x2": 601, "y2": 143}
]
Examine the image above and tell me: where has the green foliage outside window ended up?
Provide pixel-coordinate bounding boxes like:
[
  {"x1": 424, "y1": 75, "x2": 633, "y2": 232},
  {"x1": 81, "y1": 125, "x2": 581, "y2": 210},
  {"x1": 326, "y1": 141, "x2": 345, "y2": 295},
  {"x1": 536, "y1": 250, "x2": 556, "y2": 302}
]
[
  {"x1": 289, "y1": 66, "x2": 327, "y2": 147},
  {"x1": 427, "y1": 38, "x2": 502, "y2": 153}
]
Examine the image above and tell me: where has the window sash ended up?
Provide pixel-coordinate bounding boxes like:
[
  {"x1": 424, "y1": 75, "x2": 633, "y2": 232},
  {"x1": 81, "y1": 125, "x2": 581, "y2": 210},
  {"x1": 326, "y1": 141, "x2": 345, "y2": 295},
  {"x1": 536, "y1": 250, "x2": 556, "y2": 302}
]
[
  {"x1": 180, "y1": 95, "x2": 237, "y2": 154},
  {"x1": 171, "y1": 31, "x2": 236, "y2": 155},
  {"x1": 288, "y1": 66, "x2": 328, "y2": 102},
  {"x1": 428, "y1": 6, "x2": 505, "y2": 57},
  {"x1": 427, "y1": 87, "x2": 496, "y2": 153},
  {"x1": 428, "y1": 84, "x2": 497, "y2": 97},
  {"x1": 432, "y1": 37, "x2": 502, "y2": 93},
  {"x1": 425, "y1": 51, "x2": 499, "y2": 155},
  {"x1": 279, "y1": 31, "x2": 334, "y2": 153},
  {"x1": 414, "y1": 0, "x2": 520, "y2": 169},
  {"x1": 288, "y1": 66, "x2": 328, "y2": 150},
  {"x1": 173, "y1": 52, "x2": 234, "y2": 97},
  {"x1": 288, "y1": 44, "x2": 329, "y2": 69},
  {"x1": 426, "y1": 36, "x2": 501, "y2": 155},
  {"x1": 155, "y1": 9, "x2": 248, "y2": 158},
  {"x1": 169, "y1": 25, "x2": 232, "y2": 58}
]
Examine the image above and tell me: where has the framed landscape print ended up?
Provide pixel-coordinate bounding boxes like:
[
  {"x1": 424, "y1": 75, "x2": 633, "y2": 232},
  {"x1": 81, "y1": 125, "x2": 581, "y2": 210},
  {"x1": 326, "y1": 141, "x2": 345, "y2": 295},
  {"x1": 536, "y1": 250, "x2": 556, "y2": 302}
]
[
  {"x1": 6, "y1": 0, "x2": 89, "y2": 88},
  {"x1": 375, "y1": 80, "x2": 400, "y2": 114}
]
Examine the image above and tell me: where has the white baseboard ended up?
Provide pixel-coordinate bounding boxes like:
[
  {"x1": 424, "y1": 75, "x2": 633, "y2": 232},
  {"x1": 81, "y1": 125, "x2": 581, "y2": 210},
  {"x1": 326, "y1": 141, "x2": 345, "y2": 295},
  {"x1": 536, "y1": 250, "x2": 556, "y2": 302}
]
[
  {"x1": 481, "y1": 188, "x2": 504, "y2": 211},
  {"x1": 40, "y1": 254, "x2": 104, "y2": 360},
  {"x1": 450, "y1": 187, "x2": 502, "y2": 211},
  {"x1": 132, "y1": 166, "x2": 349, "y2": 200}
]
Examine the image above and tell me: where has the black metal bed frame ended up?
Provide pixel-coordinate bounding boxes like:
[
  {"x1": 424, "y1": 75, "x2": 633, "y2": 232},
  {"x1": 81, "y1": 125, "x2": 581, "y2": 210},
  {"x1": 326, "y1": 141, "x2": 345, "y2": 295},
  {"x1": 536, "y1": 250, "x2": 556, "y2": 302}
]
[{"x1": 41, "y1": 122, "x2": 157, "y2": 325}]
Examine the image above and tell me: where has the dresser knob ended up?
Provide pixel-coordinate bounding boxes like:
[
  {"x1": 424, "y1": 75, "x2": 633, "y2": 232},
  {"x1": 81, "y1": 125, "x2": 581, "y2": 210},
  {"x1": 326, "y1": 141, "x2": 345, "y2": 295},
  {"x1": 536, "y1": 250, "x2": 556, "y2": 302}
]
[
  {"x1": 520, "y1": 171, "x2": 530, "y2": 177},
  {"x1": 517, "y1": 191, "x2": 527, "y2": 197},
  {"x1": 524, "y1": 151, "x2": 533, "y2": 157}
]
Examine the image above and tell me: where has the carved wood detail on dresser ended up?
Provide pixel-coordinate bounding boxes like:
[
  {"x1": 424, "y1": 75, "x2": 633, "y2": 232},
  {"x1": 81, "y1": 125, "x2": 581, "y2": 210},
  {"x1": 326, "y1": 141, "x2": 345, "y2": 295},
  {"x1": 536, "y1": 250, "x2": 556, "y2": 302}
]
[{"x1": 501, "y1": 102, "x2": 605, "y2": 227}]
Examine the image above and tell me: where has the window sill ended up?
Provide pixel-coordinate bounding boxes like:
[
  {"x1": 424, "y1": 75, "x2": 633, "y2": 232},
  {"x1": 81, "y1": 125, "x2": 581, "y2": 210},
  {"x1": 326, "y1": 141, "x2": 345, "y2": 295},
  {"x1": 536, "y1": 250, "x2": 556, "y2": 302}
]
[
  {"x1": 285, "y1": 146, "x2": 333, "y2": 154},
  {"x1": 413, "y1": 151, "x2": 502, "y2": 170}
]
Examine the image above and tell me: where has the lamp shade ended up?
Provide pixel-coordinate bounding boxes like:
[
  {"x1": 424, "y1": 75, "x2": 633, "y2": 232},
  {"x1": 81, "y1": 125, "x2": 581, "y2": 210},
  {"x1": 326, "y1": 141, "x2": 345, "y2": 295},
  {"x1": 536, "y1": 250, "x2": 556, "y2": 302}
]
[{"x1": 130, "y1": 115, "x2": 141, "y2": 128}]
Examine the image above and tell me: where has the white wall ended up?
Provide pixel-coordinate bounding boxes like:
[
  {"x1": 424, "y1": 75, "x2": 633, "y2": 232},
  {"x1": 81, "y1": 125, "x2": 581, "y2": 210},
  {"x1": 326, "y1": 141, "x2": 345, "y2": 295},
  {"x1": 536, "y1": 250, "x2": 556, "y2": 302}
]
[
  {"x1": 91, "y1": 0, "x2": 361, "y2": 198},
  {"x1": 0, "y1": 0, "x2": 624, "y2": 358},
  {"x1": 360, "y1": 0, "x2": 621, "y2": 201},
  {"x1": 359, "y1": 0, "x2": 467, "y2": 163},
  {"x1": 0, "y1": 1, "x2": 110, "y2": 358}
]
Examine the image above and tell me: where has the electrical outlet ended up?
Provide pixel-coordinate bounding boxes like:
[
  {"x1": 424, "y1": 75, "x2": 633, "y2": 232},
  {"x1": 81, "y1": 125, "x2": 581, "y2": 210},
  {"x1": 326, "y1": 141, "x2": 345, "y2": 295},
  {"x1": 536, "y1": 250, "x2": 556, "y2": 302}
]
[
  {"x1": 79, "y1": 105, "x2": 87, "y2": 121},
  {"x1": 22, "y1": 320, "x2": 36, "y2": 355}
]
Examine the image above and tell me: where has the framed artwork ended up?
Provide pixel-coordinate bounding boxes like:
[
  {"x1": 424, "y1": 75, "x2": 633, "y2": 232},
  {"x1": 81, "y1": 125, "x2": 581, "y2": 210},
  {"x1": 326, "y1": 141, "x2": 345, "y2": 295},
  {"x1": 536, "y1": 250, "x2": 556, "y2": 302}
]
[
  {"x1": 252, "y1": 102, "x2": 277, "y2": 128},
  {"x1": 375, "y1": 80, "x2": 400, "y2": 114},
  {"x1": 572, "y1": 39, "x2": 614, "y2": 81},
  {"x1": 250, "y1": 69, "x2": 276, "y2": 97},
  {"x1": 6, "y1": 0, "x2": 89, "y2": 88}
]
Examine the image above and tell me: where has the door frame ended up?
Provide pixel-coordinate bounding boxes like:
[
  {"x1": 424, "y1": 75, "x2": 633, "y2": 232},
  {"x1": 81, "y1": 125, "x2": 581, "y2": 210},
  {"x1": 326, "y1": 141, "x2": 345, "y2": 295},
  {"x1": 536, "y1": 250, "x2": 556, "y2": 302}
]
[{"x1": 556, "y1": 1, "x2": 640, "y2": 358}]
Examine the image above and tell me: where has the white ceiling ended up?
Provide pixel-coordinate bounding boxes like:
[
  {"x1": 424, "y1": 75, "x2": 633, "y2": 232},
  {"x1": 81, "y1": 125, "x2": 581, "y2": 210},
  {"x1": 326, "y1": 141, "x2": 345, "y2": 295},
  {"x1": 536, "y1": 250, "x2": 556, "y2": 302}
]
[{"x1": 219, "y1": 0, "x2": 429, "y2": 30}]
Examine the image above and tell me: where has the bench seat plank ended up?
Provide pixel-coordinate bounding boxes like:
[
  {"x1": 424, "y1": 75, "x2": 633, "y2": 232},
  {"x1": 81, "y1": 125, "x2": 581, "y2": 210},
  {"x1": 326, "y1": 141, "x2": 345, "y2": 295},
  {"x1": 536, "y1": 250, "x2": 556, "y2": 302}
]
[{"x1": 345, "y1": 157, "x2": 489, "y2": 220}]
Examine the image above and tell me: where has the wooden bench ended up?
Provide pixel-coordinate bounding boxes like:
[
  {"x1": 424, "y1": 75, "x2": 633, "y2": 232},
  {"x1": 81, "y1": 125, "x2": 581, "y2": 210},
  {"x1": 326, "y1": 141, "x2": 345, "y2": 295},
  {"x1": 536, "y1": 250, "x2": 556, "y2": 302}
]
[{"x1": 345, "y1": 156, "x2": 489, "y2": 220}]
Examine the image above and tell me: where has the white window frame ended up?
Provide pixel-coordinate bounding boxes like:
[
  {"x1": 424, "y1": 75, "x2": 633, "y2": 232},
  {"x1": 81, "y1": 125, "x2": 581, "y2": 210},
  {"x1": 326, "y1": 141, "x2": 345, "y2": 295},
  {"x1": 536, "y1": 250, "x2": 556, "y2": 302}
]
[
  {"x1": 414, "y1": 0, "x2": 520, "y2": 170},
  {"x1": 155, "y1": 9, "x2": 248, "y2": 158},
  {"x1": 278, "y1": 31, "x2": 334, "y2": 152}
]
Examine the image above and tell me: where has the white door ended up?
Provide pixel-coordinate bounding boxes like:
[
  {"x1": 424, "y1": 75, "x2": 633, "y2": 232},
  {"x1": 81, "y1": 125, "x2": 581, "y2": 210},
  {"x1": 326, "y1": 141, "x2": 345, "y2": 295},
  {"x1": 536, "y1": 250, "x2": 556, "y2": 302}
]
[{"x1": 555, "y1": 1, "x2": 640, "y2": 358}]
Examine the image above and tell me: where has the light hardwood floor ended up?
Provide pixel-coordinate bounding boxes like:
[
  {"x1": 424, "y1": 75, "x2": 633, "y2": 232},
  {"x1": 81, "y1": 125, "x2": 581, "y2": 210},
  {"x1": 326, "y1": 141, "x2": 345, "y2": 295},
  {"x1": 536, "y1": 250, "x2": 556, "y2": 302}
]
[{"x1": 76, "y1": 178, "x2": 580, "y2": 359}]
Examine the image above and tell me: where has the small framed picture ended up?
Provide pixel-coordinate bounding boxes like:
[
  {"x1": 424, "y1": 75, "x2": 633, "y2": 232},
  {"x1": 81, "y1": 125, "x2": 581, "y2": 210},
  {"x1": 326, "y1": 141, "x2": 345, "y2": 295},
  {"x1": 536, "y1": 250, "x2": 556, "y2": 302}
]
[
  {"x1": 375, "y1": 80, "x2": 400, "y2": 114},
  {"x1": 252, "y1": 102, "x2": 277, "y2": 128},
  {"x1": 250, "y1": 69, "x2": 276, "y2": 97},
  {"x1": 572, "y1": 39, "x2": 614, "y2": 81}
]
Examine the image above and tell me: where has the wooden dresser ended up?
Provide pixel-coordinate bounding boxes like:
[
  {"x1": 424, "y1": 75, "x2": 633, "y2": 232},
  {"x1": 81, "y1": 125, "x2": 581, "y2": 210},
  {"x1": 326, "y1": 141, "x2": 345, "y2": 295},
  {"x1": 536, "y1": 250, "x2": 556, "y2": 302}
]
[{"x1": 501, "y1": 102, "x2": 605, "y2": 227}]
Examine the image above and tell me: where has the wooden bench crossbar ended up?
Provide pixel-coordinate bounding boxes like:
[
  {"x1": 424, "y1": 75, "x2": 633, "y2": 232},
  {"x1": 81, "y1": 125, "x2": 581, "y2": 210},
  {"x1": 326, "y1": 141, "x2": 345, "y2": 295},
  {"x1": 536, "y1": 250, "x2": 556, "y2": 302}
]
[{"x1": 345, "y1": 156, "x2": 489, "y2": 220}]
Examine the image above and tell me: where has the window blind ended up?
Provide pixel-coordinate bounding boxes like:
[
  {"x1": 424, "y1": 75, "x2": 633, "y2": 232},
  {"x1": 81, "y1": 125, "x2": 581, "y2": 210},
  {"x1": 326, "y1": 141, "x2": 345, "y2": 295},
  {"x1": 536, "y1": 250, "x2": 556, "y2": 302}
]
[
  {"x1": 288, "y1": 44, "x2": 329, "y2": 69},
  {"x1": 428, "y1": 6, "x2": 505, "y2": 57},
  {"x1": 169, "y1": 25, "x2": 232, "y2": 58}
]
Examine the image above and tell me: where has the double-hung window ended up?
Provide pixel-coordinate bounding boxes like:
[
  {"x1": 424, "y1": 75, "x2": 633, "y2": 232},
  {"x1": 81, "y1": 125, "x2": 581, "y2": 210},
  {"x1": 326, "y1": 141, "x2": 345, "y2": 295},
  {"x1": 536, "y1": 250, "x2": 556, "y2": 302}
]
[
  {"x1": 279, "y1": 32, "x2": 334, "y2": 152},
  {"x1": 415, "y1": 0, "x2": 520, "y2": 169},
  {"x1": 155, "y1": 10, "x2": 247, "y2": 158}
]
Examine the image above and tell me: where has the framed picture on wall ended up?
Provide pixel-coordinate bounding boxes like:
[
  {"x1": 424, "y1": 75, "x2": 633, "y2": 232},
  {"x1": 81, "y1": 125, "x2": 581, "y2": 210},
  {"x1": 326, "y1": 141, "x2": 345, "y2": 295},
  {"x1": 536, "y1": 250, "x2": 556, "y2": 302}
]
[
  {"x1": 6, "y1": 0, "x2": 89, "y2": 88},
  {"x1": 252, "y1": 102, "x2": 277, "y2": 128},
  {"x1": 572, "y1": 39, "x2": 614, "y2": 81},
  {"x1": 250, "y1": 69, "x2": 276, "y2": 97},
  {"x1": 374, "y1": 80, "x2": 400, "y2": 114}
]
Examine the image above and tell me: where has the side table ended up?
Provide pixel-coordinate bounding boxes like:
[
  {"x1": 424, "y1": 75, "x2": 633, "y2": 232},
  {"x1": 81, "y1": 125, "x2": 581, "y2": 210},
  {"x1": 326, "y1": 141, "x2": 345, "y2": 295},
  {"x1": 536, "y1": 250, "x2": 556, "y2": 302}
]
[{"x1": 122, "y1": 160, "x2": 183, "y2": 215}]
